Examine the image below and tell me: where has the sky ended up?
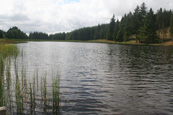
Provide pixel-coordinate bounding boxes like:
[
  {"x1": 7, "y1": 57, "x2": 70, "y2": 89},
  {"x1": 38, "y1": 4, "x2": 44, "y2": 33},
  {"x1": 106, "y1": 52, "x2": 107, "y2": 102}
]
[{"x1": 0, "y1": 0, "x2": 172, "y2": 34}]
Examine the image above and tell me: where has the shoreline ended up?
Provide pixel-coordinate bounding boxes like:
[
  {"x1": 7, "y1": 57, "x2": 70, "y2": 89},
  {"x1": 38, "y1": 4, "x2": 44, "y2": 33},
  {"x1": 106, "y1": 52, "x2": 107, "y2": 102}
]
[
  {"x1": 89, "y1": 39, "x2": 173, "y2": 46},
  {"x1": 0, "y1": 39, "x2": 173, "y2": 46}
]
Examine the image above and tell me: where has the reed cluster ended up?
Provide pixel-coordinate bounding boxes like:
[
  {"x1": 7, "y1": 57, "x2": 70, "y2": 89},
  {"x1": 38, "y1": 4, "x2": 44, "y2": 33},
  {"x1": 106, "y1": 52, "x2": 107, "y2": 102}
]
[{"x1": 0, "y1": 44, "x2": 60, "y2": 114}]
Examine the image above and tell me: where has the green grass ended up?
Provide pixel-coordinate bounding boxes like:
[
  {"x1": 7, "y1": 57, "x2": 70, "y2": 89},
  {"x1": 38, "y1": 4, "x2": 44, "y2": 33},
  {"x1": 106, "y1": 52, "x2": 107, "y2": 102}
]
[
  {"x1": 1, "y1": 57, "x2": 61, "y2": 114},
  {"x1": 0, "y1": 44, "x2": 19, "y2": 58},
  {"x1": 1, "y1": 38, "x2": 173, "y2": 47},
  {"x1": 0, "y1": 41, "x2": 61, "y2": 114},
  {"x1": 52, "y1": 76, "x2": 60, "y2": 114},
  {"x1": 0, "y1": 44, "x2": 18, "y2": 109},
  {"x1": 0, "y1": 38, "x2": 27, "y2": 44}
]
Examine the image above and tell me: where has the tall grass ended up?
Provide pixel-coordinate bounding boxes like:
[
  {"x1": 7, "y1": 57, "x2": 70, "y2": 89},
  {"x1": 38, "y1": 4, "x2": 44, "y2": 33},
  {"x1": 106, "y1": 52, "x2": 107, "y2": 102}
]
[
  {"x1": 0, "y1": 56, "x2": 4, "y2": 107},
  {"x1": 0, "y1": 44, "x2": 18, "y2": 58},
  {"x1": 0, "y1": 44, "x2": 18, "y2": 107},
  {"x1": 52, "y1": 76, "x2": 60, "y2": 114},
  {"x1": 42, "y1": 75, "x2": 48, "y2": 113},
  {"x1": 0, "y1": 44, "x2": 60, "y2": 114},
  {"x1": 0, "y1": 44, "x2": 18, "y2": 115}
]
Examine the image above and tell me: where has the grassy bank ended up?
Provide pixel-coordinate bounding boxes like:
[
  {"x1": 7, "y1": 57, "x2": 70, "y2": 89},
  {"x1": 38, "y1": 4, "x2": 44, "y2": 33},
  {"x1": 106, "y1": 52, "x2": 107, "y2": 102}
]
[
  {"x1": 0, "y1": 39, "x2": 27, "y2": 44},
  {"x1": 88, "y1": 39, "x2": 139, "y2": 44},
  {"x1": 1, "y1": 38, "x2": 173, "y2": 46},
  {"x1": 0, "y1": 44, "x2": 18, "y2": 58},
  {"x1": 88, "y1": 39, "x2": 173, "y2": 46}
]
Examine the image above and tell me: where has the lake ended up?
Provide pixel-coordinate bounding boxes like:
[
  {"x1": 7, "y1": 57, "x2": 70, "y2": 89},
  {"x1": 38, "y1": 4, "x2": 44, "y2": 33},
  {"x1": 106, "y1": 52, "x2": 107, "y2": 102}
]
[{"x1": 15, "y1": 42, "x2": 173, "y2": 115}]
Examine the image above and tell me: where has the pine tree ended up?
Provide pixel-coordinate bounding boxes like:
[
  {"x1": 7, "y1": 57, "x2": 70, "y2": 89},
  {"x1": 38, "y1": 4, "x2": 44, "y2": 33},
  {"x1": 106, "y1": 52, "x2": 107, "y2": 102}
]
[
  {"x1": 156, "y1": 8, "x2": 164, "y2": 38},
  {"x1": 170, "y1": 14, "x2": 173, "y2": 37},
  {"x1": 140, "y1": 2, "x2": 147, "y2": 18},
  {"x1": 123, "y1": 31, "x2": 128, "y2": 42},
  {"x1": 94, "y1": 24, "x2": 101, "y2": 40},
  {"x1": 132, "y1": 3, "x2": 147, "y2": 42},
  {"x1": 116, "y1": 29, "x2": 124, "y2": 42},
  {"x1": 107, "y1": 15, "x2": 115, "y2": 40},
  {"x1": 123, "y1": 12, "x2": 133, "y2": 41},
  {"x1": 113, "y1": 20, "x2": 119, "y2": 41},
  {"x1": 0, "y1": 30, "x2": 4, "y2": 38},
  {"x1": 138, "y1": 9, "x2": 159, "y2": 44},
  {"x1": 133, "y1": 5, "x2": 141, "y2": 33}
]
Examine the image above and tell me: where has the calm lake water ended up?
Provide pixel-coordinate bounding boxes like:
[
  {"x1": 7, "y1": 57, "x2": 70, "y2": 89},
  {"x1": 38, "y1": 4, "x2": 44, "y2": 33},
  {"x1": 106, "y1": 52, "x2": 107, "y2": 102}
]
[{"x1": 16, "y1": 42, "x2": 173, "y2": 115}]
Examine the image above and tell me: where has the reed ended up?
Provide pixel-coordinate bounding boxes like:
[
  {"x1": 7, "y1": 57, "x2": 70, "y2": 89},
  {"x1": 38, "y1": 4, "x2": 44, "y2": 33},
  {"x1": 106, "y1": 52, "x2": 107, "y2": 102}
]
[
  {"x1": 0, "y1": 44, "x2": 19, "y2": 58},
  {"x1": 2, "y1": 56, "x2": 13, "y2": 114},
  {"x1": 6, "y1": 57, "x2": 11, "y2": 90},
  {"x1": 0, "y1": 74, "x2": 4, "y2": 107},
  {"x1": 0, "y1": 44, "x2": 61, "y2": 114},
  {"x1": 29, "y1": 83, "x2": 34, "y2": 114},
  {"x1": 0, "y1": 55, "x2": 5, "y2": 107},
  {"x1": 32, "y1": 75, "x2": 36, "y2": 112},
  {"x1": 6, "y1": 90, "x2": 13, "y2": 114},
  {"x1": 15, "y1": 66, "x2": 24, "y2": 114},
  {"x1": 52, "y1": 76, "x2": 60, "y2": 114},
  {"x1": 0, "y1": 56, "x2": 4, "y2": 78},
  {"x1": 43, "y1": 75, "x2": 48, "y2": 111},
  {"x1": 0, "y1": 44, "x2": 18, "y2": 109},
  {"x1": 36, "y1": 69, "x2": 39, "y2": 91},
  {"x1": 0, "y1": 56, "x2": 4, "y2": 107},
  {"x1": 22, "y1": 67, "x2": 28, "y2": 93},
  {"x1": 41, "y1": 76, "x2": 46, "y2": 112}
]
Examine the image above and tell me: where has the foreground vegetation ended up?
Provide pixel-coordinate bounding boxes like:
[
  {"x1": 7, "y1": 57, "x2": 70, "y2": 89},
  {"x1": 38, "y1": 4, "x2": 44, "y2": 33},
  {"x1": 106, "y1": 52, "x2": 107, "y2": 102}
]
[{"x1": 0, "y1": 44, "x2": 60, "y2": 114}]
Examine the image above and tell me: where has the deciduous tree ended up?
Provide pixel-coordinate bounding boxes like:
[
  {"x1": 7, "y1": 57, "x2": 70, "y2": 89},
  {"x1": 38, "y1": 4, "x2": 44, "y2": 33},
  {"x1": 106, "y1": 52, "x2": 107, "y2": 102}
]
[{"x1": 6, "y1": 26, "x2": 28, "y2": 39}]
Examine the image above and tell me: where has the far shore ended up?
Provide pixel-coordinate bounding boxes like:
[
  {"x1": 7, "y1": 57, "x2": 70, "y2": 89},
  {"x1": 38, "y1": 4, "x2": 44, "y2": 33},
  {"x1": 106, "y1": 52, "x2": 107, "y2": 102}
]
[
  {"x1": 0, "y1": 38, "x2": 173, "y2": 46},
  {"x1": 89, "y1": 39, "x2": 173, "y2": 46}
]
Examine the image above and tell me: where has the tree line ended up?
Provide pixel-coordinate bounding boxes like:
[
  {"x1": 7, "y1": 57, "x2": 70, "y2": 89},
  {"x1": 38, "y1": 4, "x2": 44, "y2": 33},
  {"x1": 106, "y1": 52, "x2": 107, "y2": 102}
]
[
  {"x1": 105, "y1": 3, "x2": 173, "y2": 43},
  {"x1": 1, "y1": 2, "x2": 173, "y2": 44}
]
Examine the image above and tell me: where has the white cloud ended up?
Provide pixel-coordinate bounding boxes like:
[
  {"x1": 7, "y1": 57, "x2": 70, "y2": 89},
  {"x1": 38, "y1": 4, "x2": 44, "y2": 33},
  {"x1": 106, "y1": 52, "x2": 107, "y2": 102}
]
[{"x1": 0, "y1": 0, "x2": 172, "y2": 33}]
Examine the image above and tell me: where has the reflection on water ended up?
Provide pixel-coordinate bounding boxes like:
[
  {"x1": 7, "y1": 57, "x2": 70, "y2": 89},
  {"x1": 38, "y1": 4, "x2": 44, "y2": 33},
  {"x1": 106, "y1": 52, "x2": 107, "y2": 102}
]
[{"x1": 17, "y1": 42, "x2": 173, "y2": 115}]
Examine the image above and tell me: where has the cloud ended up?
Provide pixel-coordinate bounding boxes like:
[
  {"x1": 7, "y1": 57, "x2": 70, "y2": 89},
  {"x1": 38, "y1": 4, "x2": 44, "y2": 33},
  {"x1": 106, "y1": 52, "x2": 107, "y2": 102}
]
[
  {"x1": 0, "y1": 0, "x2": 172, "y2": 33},
  {"x1": 10, "y1": 14, "x2": 30, "y2": 21},
  {"x1": 0, "y1": 14, "x2": 30, "y2": 31},
  {"x1": 102, "y1": 0, "x2": 173, "y2": 19}
]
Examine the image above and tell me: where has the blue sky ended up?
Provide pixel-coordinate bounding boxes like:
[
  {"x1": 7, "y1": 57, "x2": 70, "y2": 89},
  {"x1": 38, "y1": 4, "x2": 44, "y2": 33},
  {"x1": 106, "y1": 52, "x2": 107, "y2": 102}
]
[
  {"x1": 63, "y1": 0, "x2": 80, "y2": 3},
  {"x1": 0, "y1": 0, "x2": 172, "y2": 33}
]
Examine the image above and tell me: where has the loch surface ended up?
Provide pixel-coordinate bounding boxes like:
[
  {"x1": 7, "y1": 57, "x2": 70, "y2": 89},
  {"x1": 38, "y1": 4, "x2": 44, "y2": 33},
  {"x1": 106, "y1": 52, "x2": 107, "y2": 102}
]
[{"x1": 17, "y1": 42, "x2": 173, "y2": 115}]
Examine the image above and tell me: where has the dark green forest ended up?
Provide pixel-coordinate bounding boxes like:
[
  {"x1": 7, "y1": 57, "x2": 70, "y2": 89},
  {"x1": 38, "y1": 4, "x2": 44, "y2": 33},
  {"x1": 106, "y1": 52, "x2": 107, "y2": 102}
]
[{"x1": 1, "y1": 3, "x2": 173, "y2": 44}]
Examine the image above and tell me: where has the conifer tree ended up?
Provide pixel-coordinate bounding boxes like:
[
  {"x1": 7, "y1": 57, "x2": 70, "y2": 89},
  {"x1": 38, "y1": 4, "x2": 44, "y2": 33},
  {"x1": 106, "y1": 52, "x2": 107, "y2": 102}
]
[
  {"x1": 132, "y1": 3, "x2": 147, "y2": 42},
  {"x1": 0, "y1": 30, "x2": 4, "y2": 38},
  {"x1": 156, "y1": 8, "x2": 164, "y2": 38},
  {"x1": 170, "y1": 14, "x2": 173, "y2": 37},
  {"x1": 107, "y1": 15, "x2": 115, "y2": 40},
  {"x1": 138, "y1": 9, "x2": 159, "y2": 44},
  {"x1": 94, "y1": 24, "x2": 101, "y2": 40},
  {"x1": 116, "y1": 29, "x2": 124, "y2": 42},
  {"x1": 133, "y1": 5, "x2": 141, "y2": 33},
  {"x1": 113, "y1": 20, "x2": 119, "y2": 41},
  {"x1": 140, "y1": 2, "x2": 147, "y2": 18}
]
